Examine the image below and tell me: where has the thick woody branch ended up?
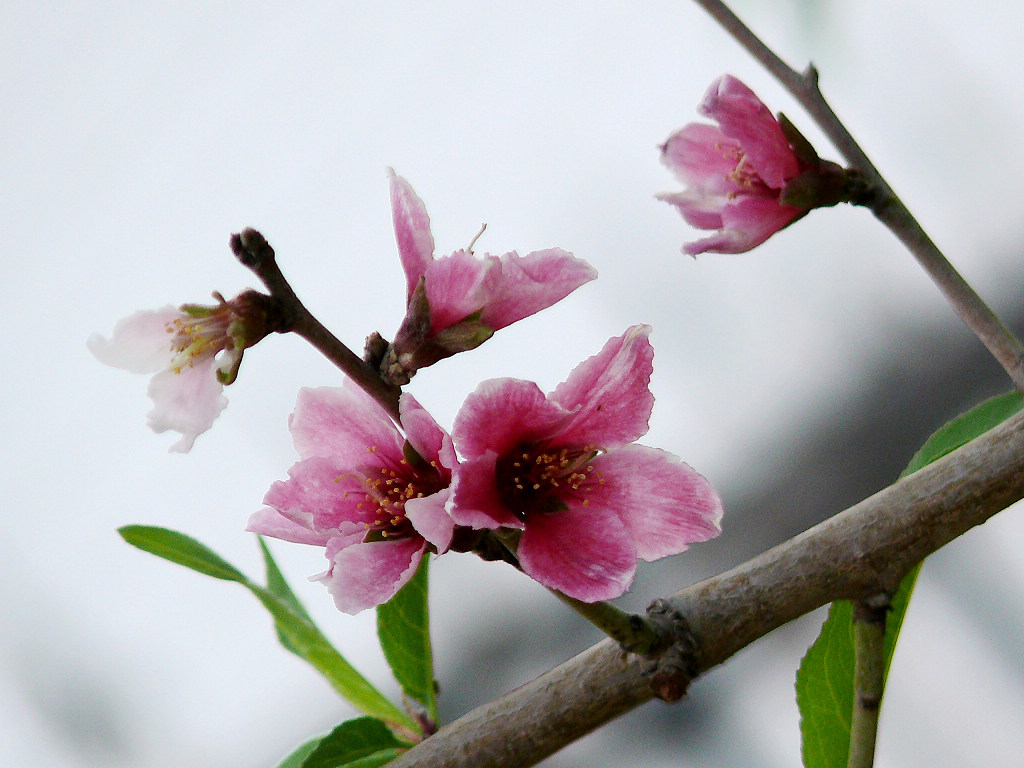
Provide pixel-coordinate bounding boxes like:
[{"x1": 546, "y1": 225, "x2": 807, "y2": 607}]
[{"x1": 387, "y1": 408, "x2": 1024, "y2": 768}]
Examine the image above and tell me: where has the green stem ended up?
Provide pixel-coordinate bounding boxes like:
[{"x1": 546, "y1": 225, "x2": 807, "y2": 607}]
[
  {"x1": 848, "y1": 596, "x2": 889, "y2": 768},
  {"x1": 552, "y1": 591, "x2": 662, "y2": 654},
  {"x1": 690, "y1": 0, "x2": 1024, "y2": 393},
  {"x1": 230, "y1": 228, "x2": 403, "y2": 420}
]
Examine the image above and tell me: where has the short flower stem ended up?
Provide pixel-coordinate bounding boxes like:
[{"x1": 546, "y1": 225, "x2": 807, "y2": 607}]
[
  {"x1": 691, "y1": 0, "x2": 1024, "y2": 393},
  {"x1": 848, "y1": 595, "x2": 889, "y2": 768},
  {"x1": 552, "y1": 591, "x2": 662, "y2": 654},
  {"x1": 229, "y1": 229, "x2": 403, "y2": 421}
]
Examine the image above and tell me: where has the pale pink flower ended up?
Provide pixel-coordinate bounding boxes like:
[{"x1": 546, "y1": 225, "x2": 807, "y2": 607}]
[
  {"x1": 658, "y1": 74, "x2": 810, "y2": 256},
  {"x1": 449, "y1": 325, "x2": 723, "y2": 602},
  {"x1": 385, "y1": 170, "x2": 597, "y2": 378},
  {"x1": 88, "y1": 293, "x2": 267, "y2": 452},
  {"x1": 248, "y1": 384, "x2": 457, "y2": 614}
]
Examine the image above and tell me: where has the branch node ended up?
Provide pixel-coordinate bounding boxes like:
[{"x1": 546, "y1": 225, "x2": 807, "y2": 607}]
[{"x1": 643, "y1": 599, "x2": 700, "y2": 702}]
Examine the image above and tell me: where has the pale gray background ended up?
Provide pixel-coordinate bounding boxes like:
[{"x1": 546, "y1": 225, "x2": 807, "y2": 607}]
[{"x1": 4, "y1": 1, "x2": 1024, "y2": 766}]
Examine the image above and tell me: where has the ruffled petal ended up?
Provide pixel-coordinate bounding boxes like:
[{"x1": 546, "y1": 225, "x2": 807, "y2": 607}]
[
  {"x1": 246, "y1": 507, "x2": 331, "y2": 546},
  {"x1": 655, "y1": 189, "x2": 727, "y2": 231},
  {"x1": 550, "y1": 325, "x2": 655, "y2": 449},
  {"x1": 290, "y1": 384, "x2": 405, "y2": 465},
  {"x1": 453, "y1": 378, "x2": 572, "y2": 459},
  {"x1": 684, "y1": 196, "x2": 803, "y2": 256},
  {"x1": 421, "y1": 249, "x2": 491, "y2": 332},
  {"x1": 698, "y1": 75, "x2": 799, "y2": 189},
  {"x1": 263, "y1": 456, "x2": 379, "y2": 534},
  {"x1": 660, "y1": 123, "x2": 742, "y2": 193},
  {"x1": 516, "y1": 503, "x2": 637, "y2": 602},
  {"x1": 476, "y1": 248, "x2": 597, "y2": 331},
  {"x1": 320, "y1": 536, "x2": 426, "y2": 615},
  {"x1": 145, "y1": 362, "x2": 227, "y2": 453},
  {"x1": 88, "y1": 306, "x2": 182, "y2": 373},
  {"x1": 583, "y1": 445, "x2": 723, "y2": 561},
  {"x1": 388, "y1": 169, "x2": 436, "y2": 300},
  {"x1": 399, "y1": 392, "x2": 451, "y2": 474},
  {"x1": 405, "y1": 488, "x2": 455, "y2": 551},
  {"x1": 448, "y1": 453, "x2": 523, "y2": 529}
]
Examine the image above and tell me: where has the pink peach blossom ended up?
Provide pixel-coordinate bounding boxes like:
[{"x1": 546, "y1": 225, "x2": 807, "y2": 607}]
[
  {"x1": 248, "y1": 384, "x2": 457, "y2": 614},
  {"x1": 385, "y1": 170, "x2": 597, "y2": 377},
  {"x1": 449, "y1": 325, "x2": 722, "y2": 602},
  {"x1": 658, "y1": 75, "x2": 808, "y2": 256}
]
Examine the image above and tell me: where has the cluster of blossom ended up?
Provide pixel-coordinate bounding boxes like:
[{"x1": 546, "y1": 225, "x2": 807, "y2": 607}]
[{"x1": 92, "y1": 76, "x2": 845, "y2": 613}]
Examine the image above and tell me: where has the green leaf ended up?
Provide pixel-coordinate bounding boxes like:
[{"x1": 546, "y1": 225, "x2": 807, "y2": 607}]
[
  {"x1": 300, "y1": 717, "x2": 409, "y2": 768},
  {"x1": 119, "y1": 525, "x2": 247, "y2": 582},
  {"x1": 120, "y1": 526, "x2": 413, "y2": 730},
  {"x1": 275, "y1": 736, "x2": 323, "y2": 768},
  {"x1": 259, "y1": 536, "x2": 315, "y2": 655},
  {"x1": 797, "y1": 390, "x2": 1024, "y2": 767},
  {"x1": 377, "y1": 555, "x2": 437, "y2": 722}
]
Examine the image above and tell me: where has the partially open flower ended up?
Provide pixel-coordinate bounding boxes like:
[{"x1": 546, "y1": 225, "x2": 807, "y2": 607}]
[
  {"x1": 382, "y1": 170, "x2": 597, "y2": 381},
  {"x1": 88, "y1": 291, "x2": 275, "y2": 452},
  {"x1": 449, "y1": 325, "x2": 723, "y2": 602},
  {"x1": 658, "y1": 75, "x2": 843, "y2": 256},
  {"x1": 248, "y1": 384, "x2": 457, "y2": 614}
]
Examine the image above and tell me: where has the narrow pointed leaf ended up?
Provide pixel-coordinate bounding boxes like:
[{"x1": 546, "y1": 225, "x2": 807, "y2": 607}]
[
  {"x1": 376, "y1": 555, "x2": 437, "y2": 721},
  {"x1": 259, "y1": 536, "x2": 315, "y2": 655},
  {"x1": 275, "y1": 736, "x2": 323, "y2": 768},
  {"x1": 797, "y1": 390, "x2": 1024, "y2": 767},
  {"x1": 119, "y1": 525, "x2": 247, "y2": 582},
  {"x1": 120, "y1": 526, "x2": 412, "y2": 729},
  {"x1": 300, "y1": 716, "x2": 409, "y2": 768}
]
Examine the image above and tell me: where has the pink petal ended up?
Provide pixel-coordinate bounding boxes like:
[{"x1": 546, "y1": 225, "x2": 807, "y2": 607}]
[
  {"x1": 263, "y1": 456, "x2": 379, "y2": 534},
  {"x1": 655, "y1": 189, "x2": 727, "y2": 231},
  {"x1": 289, "y1": 384, "x2": 405, "y2": 465},
  {"x1": 399, "y1": 392, "x2": 451, "y2": 474},
  {"x1": 684, "y1": 196, "x2": 802, "y2": 256},
  {"x1": 88, "y1": 306, "x2": 182, "y2": 373},
  {"x1": 550, "y1": 325, "x2": 655, "y2": 449},
  {"x1": 583, "y1": 445, "x2": 723, "y2": 561},
  {"x1": 699, "y1": 75, "x2": 799, "y2": 189},
  {"x1": 422, "y1": 249, "x2": 491, "y2": 332},
  {"x1": 145, "y1": 362, "x2": 227, "y2": 453},
  {"x1": 405, "y1": 488, "x2": 456, "y2": 551},
  {"x1": 448, "y1": 453, "x2": 523, "y2": 529},
  {"x1": 246, "y1": 507, "x2": 331, "y2": 546},
  {"x1": 388, "y1": 169, "x2": 436, "y2": 300},
  {"x1": 321, "y1": 536, "x2": 426, "y2": 614},
  {"x1": 453, "y1": 378, "x2": 572, "y2": 459},
  {"x1": 476, "y1": 249, "x2": 597, "y2": 331},
  {"x1": 660, "y1": 123, "x2": 741, "y2": 193},
  {"x1": 517, "y1": 503, "x2": 637, "y2": 602}
]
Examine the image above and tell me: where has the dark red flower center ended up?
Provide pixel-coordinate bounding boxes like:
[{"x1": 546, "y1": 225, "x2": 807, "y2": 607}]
[
  {"x1": 495, "y1": 444, "x2": 598, "y2": 519},
  {"x1": 359, "y1": 444, "x2": 445, "y2": 543}
]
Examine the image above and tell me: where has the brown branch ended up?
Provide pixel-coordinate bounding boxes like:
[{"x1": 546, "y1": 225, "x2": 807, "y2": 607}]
[{"x1": 387, "y1": 408, "x2": 1024, "y2": 767}]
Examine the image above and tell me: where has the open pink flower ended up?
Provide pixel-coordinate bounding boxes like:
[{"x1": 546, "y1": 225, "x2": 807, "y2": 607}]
[
  {"x1": 657, "y1": 75, "x2": 810, "y2": 256},
  {"x1": 88, "y1": 293, "x2": 270, "y2": 452},
  {"x1": 449, "y1": 325, "x2": 723, "y2": 602},
  {"x1": 248, "y1": 384, "x2": 457, "y2": 614},
  {"x1": 385, "y1": 170, "x2": 597, "y2": 379}
]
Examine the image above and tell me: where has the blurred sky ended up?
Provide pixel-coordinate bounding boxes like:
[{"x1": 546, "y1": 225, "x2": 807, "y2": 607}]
[{"x1": 4, "y1": 1, "x2": 1024, "y2": 766}]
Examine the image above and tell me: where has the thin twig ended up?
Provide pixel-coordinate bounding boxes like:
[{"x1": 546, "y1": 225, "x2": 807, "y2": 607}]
[
  {"x1": 551, "y1": 591, "x2": 663, "y2": 653},
  {"x1": 691, "y1": 0, "x2": 1024, "y2": 392},
  {"x1": 230, "y1": 229, "x2": 402, "y2": 420}
]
